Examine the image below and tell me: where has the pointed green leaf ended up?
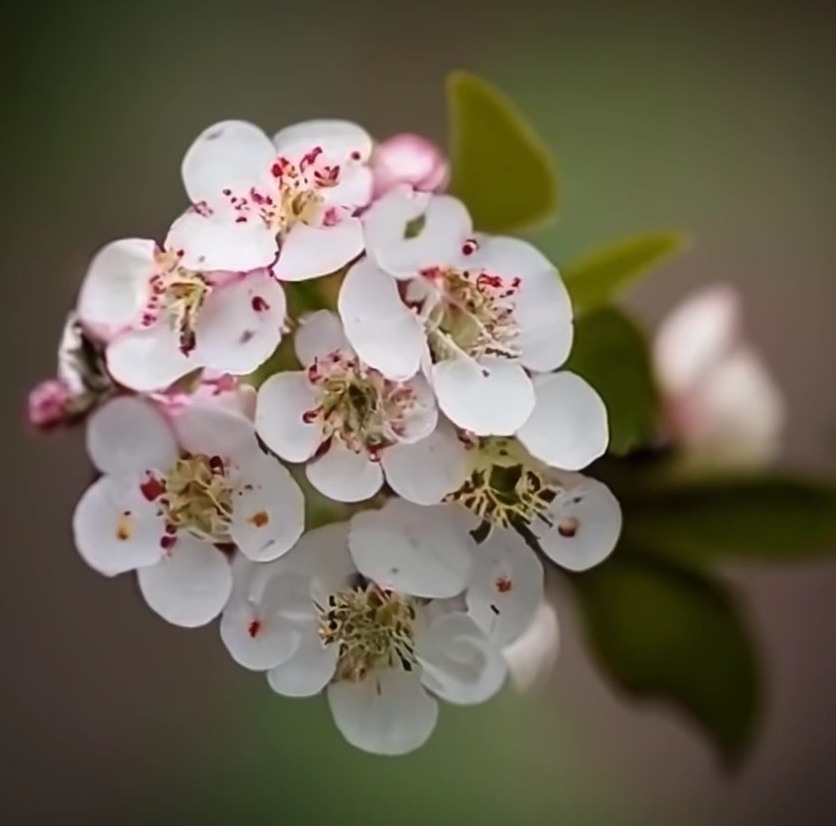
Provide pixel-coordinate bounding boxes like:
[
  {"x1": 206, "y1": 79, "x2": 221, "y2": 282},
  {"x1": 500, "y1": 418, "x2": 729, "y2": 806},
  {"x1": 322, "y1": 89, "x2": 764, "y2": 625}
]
[
  {"x1": 625, "y1": 475, "x2": 836, "y2": 564},
  {"x1": 565, "y1": 232, "x2": 689, "y2": 315},
  {"x1": 565, "y1": 307, "x2": 660, "y2": 455},
  {"x1": 572, "y1": 554, "x2": 760, "y2": 766},
  {"x1": 446, "y1": 71, "x2": 558, "y2": 233}
]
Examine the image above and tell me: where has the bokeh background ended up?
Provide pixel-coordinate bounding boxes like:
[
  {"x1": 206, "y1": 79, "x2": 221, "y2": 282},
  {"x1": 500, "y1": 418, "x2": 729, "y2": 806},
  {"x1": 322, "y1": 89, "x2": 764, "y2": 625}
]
[{"x1": 3, "y1": 1, "x2": 835, "y2": 823}]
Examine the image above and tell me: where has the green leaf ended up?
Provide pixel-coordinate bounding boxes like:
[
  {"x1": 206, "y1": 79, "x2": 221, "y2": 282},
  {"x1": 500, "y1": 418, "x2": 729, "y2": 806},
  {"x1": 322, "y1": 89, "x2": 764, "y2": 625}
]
[
  {"x1": 624, "y1": 475, "x2": 836, "y2": 564},
  {"x1": 571, "y1": 554, "x2": 760, "y2": 766},
  {"x1": 565, "y1": 307, "x2": 660, "y2": 455},
  {"x1": 564, "y1": 232, "x2": 689, "y2": 315},
  {"x1": 446, "y1": 71, "x2": 558, "y2": 233}
]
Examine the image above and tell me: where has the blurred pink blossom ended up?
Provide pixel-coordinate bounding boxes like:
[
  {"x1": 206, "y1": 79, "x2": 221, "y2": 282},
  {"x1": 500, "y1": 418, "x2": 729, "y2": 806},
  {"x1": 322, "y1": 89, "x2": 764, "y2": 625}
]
[
  {"x1": 370, "y1": 134, "x2": 449, "y2": 198},
  {"x1": 27, "y1": 378, "x2": 72, "y2": 430},
  {"x1": 654, "y1": 284, "x2": 785, "y2": 466}
]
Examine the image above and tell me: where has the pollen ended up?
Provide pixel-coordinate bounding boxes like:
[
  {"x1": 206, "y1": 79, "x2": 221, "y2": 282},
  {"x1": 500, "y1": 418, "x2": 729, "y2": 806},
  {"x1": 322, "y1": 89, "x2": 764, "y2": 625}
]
[
  {"x1": 115, "y1": 511, "x2": 133, "y2": 541},
  {"x1": 318, "y1": 584, "x2": 418, "y2": 682},
  {"x1": 558, "y1": 517, "x2": 579, "y2": 538},
  {"x1": 495, "y1": 575, "x2": 513, "y2": 594},
  {"x1": 248, "y1": 510, "x2": 270, "y2": 528}
]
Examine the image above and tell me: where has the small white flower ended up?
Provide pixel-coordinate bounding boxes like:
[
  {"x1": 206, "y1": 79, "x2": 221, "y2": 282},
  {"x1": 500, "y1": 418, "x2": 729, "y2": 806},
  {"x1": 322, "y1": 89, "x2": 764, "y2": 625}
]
[
  {"x1": 72, "y1": 397, "x2": 304, "y2": 627},
  {"x1": 180, "y1": 119, "x2": 373, "y2": 280},
  {"x1": 224, "y1": 509, "x2": 521, "y2": 755},
  {"x1": 447, "y1": 438, "x2": 622, "y2": 572},
  {"x1": 654, "y1": 284, "x2": 785, "y2": 466},
  {"x1": 78, "y1": 236, "x2": 287, "y2": 392},
  {"x1": 338, "y1": 186, "x2": 574, "y2": 435},
  {"x1": 255, "y1": 310, "x2": 466, "y2": 504}
]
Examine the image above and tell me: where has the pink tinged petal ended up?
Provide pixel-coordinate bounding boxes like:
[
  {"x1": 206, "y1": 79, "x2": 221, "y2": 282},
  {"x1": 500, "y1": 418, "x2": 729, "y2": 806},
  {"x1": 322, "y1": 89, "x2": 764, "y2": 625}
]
[
  {"x1": 230, "y1": 453, "x2": 305, "y2": 562},
  {"x1": 181, "y1": 119, "x2": 276, "y2": 209},
  {"x1": 173, "y1": 403, "x2": 257, "y2": 458},
  {"x1": 72, "y1": 476, "x2": 165, "y2": 577},
  {"x1": 326, "y1": 668, "x2": 438, "y2": 756},
  {"x1": 432, "y1": 357, "x2": 535, "y2": 436},
  {"x1": 220, "y1": 597, "x2": 301, "y2": 671},
  {"x1": 137, "y1": 537, "x2": 232, "y2": 627},
  {"x1": 371, "y1": 133, "x2": 450, "y2": 198},
  {"x1": 193, "y1": 270, "x2": 285, "y2": 375},
  {"x1": 267, "y1": 627, "x2": 340, "y2": 697},
  {"x1": 533, "y1": 476, "x2": 622, "y2": 571},
  {"x1": 87, "y1": 397, "x2": 178, "y2": 475},
  {"x1": 465, "y1": 528, "x2": 544, "y2": 647},
  {"x1": 653, "y1": 284, "x2": 740, "y2": 396},
  {"x1": 416, "y1": 613, "x2": 507, "y2": 705},
  {"x1": 77, "y1": 238, "x2": 155, "y2": 330},
  {"x1": 166, "y1": 210, "x2": 276, "y2": 273},
  {"x1": 517, "y1": 371, "x2": 609, "y2": 471},
  {"x1": 348, "y1": 499, "x2": 475, "y2": 598},
  {"x1": 503, "y1": 601, "x2": 561, "y2": 693},
  {"x1": 338, "y1": 258, "x2": 425, "y2": 380},
  {"x1": 380, "y1": 423, "x2": 469, "y2": 505},
  {"x1": 294, "y1": 310, "x2": 350, "y2": 367},
  {"x1": 106, "y1": 325, "x2": 196, "y2": 392},
  {"x1": 305, "y1": 444, "x2": 383, "y2": 503},
  {"x1": 363, "y1": 187, "x2": 472, "y2": 278},
  {"x1": 273, "y1": 219, "x2": 364, "y2": 282},
  {"x1": 255, "y1": 372, "x2": 321, "y2": 462},
  {"x1": 273, "y1": 119, "x2": 373, "y2": 164}
]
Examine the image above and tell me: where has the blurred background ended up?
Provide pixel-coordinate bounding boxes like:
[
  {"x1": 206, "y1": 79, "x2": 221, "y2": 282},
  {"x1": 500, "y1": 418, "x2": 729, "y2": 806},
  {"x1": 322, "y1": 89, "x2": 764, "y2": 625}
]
[{"x1": 2, "y1": 1, "x2": 835, "y2": 823}]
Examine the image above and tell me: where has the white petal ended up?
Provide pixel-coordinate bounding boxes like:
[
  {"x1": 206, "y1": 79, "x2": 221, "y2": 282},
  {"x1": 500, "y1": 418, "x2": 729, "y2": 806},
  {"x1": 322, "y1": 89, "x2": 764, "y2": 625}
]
[
  {"x1": 348, "y1": 499, "x2": 475, "y2": 598},
  {"x1": 273, "y1": 220, "x2": 364, "y2": 282},
  {"x1": 305, "y1": 444, "x2": 383, "y2": 503},
  {"x1": 465, "y1": 528, "x2": 544, "y2": 646},
  {"x1": 77, "y1": 238, "x2": 154, "y2": 329},
  {"x1": 338, "y1": 258, "x2": 425, "y2": 380},
  {"x1": 466, "y1": 236, "x2": 574, "y2": 373},
  {"x1": 533, "y1": 476, "x2": 622, "y2": 571},
  {"x1": 394, "y1": 374, "x2": 438, "y2": 444},
  {"x1": 432, "y1": 357, "x2": 535, "y2": 436},
  {"x1": 517, "y1": 371, "x2": 609, "y2": 471},
  {"x1": 417, "y1": 613, "x2": 507, "y2": 705},
  {"x1": 381, "y1": 423, "x2": 469, "y2": 505},
  {"x1": 137, "y1": 537, "x2": 232, "y2": 627},
  {"x1": 273, "y1": 119, "x2": 373, "y2": 164},
  {"x1": 503, "y1": 601, "x2": 560, "y2": 693},
  {"x1": 172, "y1": 403, "x2": 257, "y2": 459},
  {"x1": 294, "y1": 310, "x2": 350, "y2": 367},
  {"x1": 72, "y1": 475, "x2": 165, "y2": 577},
  {"x1": 106, "y1": 325, "x2": 197, "y2": 392},
  {"x1": 255, "y1": 372, "x2": 321, "y2": 462},
  {"x1": 654, "y1": 284, "x2": 741, "y2": 397},
  {"x1": 220, "y1": 598, "x2": 301, "y2": 671},
  {"x1": 181, "y1": 120, "x2": 275, "y2": 209},
  {"x1": 230, "y1": 452, "x2": 305, "y2": 562},
  {"x1": 166, "y1": 210, "x2": 277, "y2": 274},
  {"x1": 193, "y1": 271, "x2": 285, "y2": 375},
  {"x1": 86, "y1": 397, "x2": 177, "y2": 476},
  {"x1": 267, "y1": 627, "x2": 340, "y2": 697},
  {"x1": 290, "y1": 522, "x2": 356, "y2": 604},
  {"x1": 363, "y1": 187, "x2": 471, "y2": 278},
  {"x1": 320, "y1": 165, "x2": 374, "y2": 210},
  {"x1": 327, "y1": 668, "x2": 438, "y2": 755}
]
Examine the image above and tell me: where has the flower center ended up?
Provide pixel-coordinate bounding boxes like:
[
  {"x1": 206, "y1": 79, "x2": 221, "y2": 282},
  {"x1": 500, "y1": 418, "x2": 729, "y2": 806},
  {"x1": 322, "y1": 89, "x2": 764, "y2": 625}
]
[
  {"x1": 143, "y1": 250, "x2": 210, "y2": 355},
  {"x1": 446, "y1": 438, "x2": 559, "y2": 546},
  {"x1": 158, "y1": 453, "x2": 233, "y2": 542},
  {"x1": 318, "y1": 583, "x2": 418, "y2": 682},
  {"x1": 304, "y1": 351, "x2": 418, "y2": 457},
  {"x1": 419, "y1": 264, "x2": 521, "y2": 362},
  {"x1": 224, "y1": 147, "x2": 344, "y2": 236}
]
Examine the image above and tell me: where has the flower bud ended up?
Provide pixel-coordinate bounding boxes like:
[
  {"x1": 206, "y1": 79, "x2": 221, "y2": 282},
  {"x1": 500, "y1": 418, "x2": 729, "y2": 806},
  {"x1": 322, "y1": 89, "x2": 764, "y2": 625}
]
[{"x1": 371, "y1": 133, "x2": 450, "y2": 197}]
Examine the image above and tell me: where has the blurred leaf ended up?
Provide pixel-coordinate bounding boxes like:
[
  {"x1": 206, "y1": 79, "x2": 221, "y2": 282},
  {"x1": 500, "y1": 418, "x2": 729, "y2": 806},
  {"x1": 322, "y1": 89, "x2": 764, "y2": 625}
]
[
  {"x1": 625, "y1": 475, "x2": 836, "y2": 563},
  {"x1": 565, "y1": 307, "x2": 660, "y2": 455},
  {"x1": 446, "y1": 71, "x2": 558, "y2": 233},
  {"x1": 564, "y1": 231, "x2": 689, "y2": 315},
  {"x1": 572, "y1": 553, "x2": 760, "y2": 766}
]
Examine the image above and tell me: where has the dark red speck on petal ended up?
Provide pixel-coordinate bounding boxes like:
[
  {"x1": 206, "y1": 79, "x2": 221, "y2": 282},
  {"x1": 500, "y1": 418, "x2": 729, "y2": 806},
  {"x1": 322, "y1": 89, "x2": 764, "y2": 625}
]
[
  {"x1": 251, "y1": 295, "x2": 270, "y2": 312},
  {"x1": 247, "y1": 619, "x2": 262, "y2": 638}
]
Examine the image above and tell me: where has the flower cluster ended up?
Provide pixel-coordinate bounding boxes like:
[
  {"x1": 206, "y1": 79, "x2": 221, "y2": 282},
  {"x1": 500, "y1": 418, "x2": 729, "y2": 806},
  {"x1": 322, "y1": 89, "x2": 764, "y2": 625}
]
[{"x1": 30, "y1": 119, "x2": 621, "y2": 754}]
